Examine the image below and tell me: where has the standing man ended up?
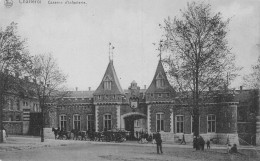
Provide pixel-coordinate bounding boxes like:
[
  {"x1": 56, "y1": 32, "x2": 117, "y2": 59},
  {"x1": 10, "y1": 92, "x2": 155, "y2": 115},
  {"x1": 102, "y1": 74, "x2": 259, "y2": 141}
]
[{"x1": 155, "y1": 131, "x2": 163, "y2": 154}]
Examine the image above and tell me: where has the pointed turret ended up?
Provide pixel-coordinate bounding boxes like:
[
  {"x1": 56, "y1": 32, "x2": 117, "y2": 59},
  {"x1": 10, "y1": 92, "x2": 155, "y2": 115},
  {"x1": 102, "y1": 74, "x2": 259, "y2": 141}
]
[
  {"x1": 93, "y1": 60, "x2": 125, "y2": 103},
  {"x1": 146, "y1": 59, "x2": 175, "y2": 102}
]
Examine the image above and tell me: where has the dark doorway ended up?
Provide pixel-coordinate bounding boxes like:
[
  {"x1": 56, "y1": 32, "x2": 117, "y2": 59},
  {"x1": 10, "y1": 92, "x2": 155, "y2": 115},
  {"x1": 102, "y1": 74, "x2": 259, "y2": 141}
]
[
  {"x1": 124, "y1": 115, "x2": 146, "y2": 140},
  {"x1": 125, "y1": 117, "x2": 134, "y2": 133}
]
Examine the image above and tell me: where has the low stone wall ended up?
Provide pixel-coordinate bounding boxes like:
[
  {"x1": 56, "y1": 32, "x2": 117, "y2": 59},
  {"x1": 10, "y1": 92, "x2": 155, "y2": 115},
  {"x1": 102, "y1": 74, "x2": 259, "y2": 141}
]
[
  {"x1": 44, "y1": 128, "x2": 55, "y2": 139},
  {"x1": 23, "y1": 121, "x2": 29, "y2": 135},
  {"x1": 3, "y1": 121, "x2": 23, "y2": 135},
  {"x1": 160, "y1": 132, "x2": 239, "y2": 145}
]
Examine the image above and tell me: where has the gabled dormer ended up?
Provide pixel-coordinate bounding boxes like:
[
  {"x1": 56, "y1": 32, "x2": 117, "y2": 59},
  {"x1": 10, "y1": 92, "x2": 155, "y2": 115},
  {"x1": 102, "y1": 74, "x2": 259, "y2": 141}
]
[
  {"x1": 93, "y1": 60, "x2": 125, "y2": 103},
  {"x1": 155, "y1": 72, "x2": 165, "y2": 88},
  {"x1": 146, "y1": 59, "x2": 175, "y2": 102},
  {"x1": 103, "y1": 75, "x2": 112, "y2": 90}
]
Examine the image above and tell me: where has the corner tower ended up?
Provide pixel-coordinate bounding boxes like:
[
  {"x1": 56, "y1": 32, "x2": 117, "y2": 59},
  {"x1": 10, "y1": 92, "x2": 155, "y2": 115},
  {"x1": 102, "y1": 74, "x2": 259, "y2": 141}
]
[
  {"x1": 93, "y1": 60, "x2": 125, "y2": 103},
  {"x1": 146, "y1": 58, "x2": 175, "y2": 135},
  {"x1": 93, "y1": 60, "x2": 125, "y2": 132},
  {"x1": 146, "y1": 59, "x2": 175, "y2": 103}
]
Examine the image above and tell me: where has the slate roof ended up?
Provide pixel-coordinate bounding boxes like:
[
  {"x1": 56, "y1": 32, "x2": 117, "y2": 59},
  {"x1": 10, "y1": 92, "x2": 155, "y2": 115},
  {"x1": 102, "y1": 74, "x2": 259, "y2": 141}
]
[
  {"x1": 146, "y1": 59, "x2": 175, "y2": 94},
  {"x1": 65, "y1": 91, "x2": 94, "y2": 98},
  {"x1": 93, "y1": 60, "x2": 124, "y2": 95}
]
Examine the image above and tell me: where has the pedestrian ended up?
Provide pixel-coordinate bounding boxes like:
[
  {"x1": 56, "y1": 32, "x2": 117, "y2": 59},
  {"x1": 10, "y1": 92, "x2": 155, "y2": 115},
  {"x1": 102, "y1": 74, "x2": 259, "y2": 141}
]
[
  {"x1": 2, "y1": 125, "x2": 7, "y2": 137},
  {"x1": 180, "y1": 134, "x2": 186, "y2": 145},
  {"x1": 199, "y1": 136, "x2": 205, "y2": 151},
  {"x1": 229, "y1": 144, "x2": 238, "y2": 153},
  {"x1": 206, "y1": 140, "x2": 210, "y2": 149},
  {"x1": 155, "y1": 131, "x2": 163, "y2": 154}
]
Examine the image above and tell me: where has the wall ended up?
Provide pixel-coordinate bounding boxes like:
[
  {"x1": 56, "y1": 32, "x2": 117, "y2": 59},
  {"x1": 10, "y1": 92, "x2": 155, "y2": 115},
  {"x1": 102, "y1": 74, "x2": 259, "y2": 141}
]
[
  {"x1": 56, "y1": 105, "x2": 94, "y2": 131},
  {"x1": 149, "y1": 104, "x2": 172, "y2": 133},
  {"x1": 97, "y1": 105, "x2": 117, "y2": 131},
  {"x1": 3, "y1": 121, "x2": 23, "y2": 135}
]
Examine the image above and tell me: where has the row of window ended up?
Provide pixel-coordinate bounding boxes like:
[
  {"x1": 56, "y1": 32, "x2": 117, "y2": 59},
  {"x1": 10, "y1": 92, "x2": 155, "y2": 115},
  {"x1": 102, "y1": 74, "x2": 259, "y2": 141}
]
[
  {"x1": 97, "y1": 95, "x2": 119, "y2": 100},
  {"x1": 6, "y1": 100, "x2": 40, "y2": 112},
  {"x1": 59, "y1": 113, "x2": 216, "y2": 133},
  {"x1": 156, "y1": 113, "x2": 216, "y2": 133},
  {"x1": 149, "y1": 93, "x2": 170, "y2": 98},
  {"x1": 59, "y1": 114, "x2": 95, "y2": 131}
]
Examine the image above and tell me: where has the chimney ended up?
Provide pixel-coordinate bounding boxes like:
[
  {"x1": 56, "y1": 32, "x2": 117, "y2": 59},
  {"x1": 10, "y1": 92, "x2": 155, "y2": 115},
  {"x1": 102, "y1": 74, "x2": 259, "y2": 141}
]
[
  {"x1": 144, "y1": 85, "x2": 146, "y2": 89},
  {"x1": 89, "y1": 87, "x2": 91, "y2": 91},
  {"x1": 240, "y1": 86, "x2": 243, "y2": 91},
  {"x1": 75, "y1": 87, "x2": 78, "y2": 91}
]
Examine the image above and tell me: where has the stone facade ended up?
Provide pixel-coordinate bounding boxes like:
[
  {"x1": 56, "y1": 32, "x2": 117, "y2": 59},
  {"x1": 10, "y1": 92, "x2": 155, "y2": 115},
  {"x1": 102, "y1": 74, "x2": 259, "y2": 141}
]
[{"x1": 43, "y1": 59, "x2": 260, "y2": 146}]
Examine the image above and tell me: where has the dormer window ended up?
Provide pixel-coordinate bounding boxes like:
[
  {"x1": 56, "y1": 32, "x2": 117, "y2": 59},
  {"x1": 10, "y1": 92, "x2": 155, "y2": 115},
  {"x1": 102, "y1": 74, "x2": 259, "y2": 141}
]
[
  {"x1": 156, "y1": 72, "x2": 165, "y2": 88},
  {"x1": 103, "y1": 75, "x2": 112, "y2": 90}
]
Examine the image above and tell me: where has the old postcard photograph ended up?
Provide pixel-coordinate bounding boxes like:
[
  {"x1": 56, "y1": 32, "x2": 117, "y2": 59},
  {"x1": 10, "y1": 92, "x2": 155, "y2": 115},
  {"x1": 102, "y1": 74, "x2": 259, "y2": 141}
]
[{"x1": 0, "y1": 0, "x2": 260, "y2": 160}]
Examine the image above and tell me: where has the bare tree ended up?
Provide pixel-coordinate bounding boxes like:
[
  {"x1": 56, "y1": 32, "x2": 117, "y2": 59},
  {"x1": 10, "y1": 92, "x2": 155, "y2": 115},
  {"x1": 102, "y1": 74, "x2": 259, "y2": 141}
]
[
  {"x1": 161, "y1": 2, "x2": 241, "y2": 137},
  {"x1": 243, "y1": 55, "x2": 260, "y2": 89},
  {"x1": 0, "y1": 22, "x2": 30, "y2": 143},
  {"x1": 26, "y1": 53, "x2": 67, "y2": 142}
]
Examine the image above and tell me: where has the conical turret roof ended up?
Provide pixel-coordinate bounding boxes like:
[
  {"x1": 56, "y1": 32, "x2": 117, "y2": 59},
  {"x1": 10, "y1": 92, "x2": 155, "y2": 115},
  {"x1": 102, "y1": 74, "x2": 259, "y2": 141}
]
[
  {"x1": 146, "y1": 59, "x2": 175, "y2": 94},
  {"x1": 93, "y1": 60, "x2": 124, "y2": 95}
]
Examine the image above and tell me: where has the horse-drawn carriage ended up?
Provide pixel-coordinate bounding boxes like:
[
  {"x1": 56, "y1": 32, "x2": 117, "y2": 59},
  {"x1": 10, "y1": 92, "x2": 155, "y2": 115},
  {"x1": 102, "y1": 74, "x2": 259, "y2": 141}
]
[{"x1": 52, "y1": 127, "x2": 128, "y2": 143}]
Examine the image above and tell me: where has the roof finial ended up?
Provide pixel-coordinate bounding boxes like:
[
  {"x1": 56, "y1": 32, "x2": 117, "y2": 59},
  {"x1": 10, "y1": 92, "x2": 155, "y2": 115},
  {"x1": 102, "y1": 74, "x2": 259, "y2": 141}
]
[
  {"x1": 109, "y1": 42, "x2": 111, "y2": 61},
  {"x1": 158, "y1": 40, "x2": 163, "y2": 61},
  {"x1": 111, "y1": 45, "x2": 115, "y2": 61}
]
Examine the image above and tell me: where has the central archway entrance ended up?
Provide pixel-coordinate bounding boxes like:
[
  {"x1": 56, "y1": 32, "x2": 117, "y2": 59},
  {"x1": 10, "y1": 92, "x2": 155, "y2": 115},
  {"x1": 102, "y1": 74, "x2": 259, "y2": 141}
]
[{"x1": 121, "y1": 112, "x2": 147, "y2": 140}]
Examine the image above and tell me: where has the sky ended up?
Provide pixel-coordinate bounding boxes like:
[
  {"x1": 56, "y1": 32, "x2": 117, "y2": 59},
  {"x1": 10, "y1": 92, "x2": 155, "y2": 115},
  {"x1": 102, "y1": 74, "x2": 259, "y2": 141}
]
[{"x1": 0, "y1": 0, "x2": 259, "y2": 91}]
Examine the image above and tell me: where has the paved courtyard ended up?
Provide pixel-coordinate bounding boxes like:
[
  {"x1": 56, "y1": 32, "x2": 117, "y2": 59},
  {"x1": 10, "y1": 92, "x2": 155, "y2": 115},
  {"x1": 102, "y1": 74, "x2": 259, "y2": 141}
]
[{"x1": 0, "y1": 136, "x2": 259, "y2": 161}]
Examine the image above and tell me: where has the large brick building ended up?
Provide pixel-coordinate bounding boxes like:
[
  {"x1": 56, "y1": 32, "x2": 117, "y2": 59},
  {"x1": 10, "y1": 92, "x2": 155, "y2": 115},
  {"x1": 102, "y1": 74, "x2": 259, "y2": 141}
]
[
  {"x1": 2, "y1": 76, "x2": 41, "y2": 136},
  {"x1": 43, "y1": 58, "x2": 260, "y2": 146}
]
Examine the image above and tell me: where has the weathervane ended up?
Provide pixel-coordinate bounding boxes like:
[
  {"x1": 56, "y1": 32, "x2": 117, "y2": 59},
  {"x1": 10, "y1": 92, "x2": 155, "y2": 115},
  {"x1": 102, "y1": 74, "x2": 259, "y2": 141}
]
[
  {"x1": 158, "y1": 40, "x2": 163, "y2": 60},
  {"x1": 108, "y1": 42, "x2": 115, "y2": 61},
  {"x1": 153, "y1": 40, "x2": 163, "y2": 60}
]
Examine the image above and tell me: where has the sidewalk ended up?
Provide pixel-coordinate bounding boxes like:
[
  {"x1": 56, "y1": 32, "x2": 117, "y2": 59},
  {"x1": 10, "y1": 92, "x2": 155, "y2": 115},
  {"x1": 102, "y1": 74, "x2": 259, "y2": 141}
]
[{"x1": 1, "y1": 135, "x2": 259, "y2": 152}]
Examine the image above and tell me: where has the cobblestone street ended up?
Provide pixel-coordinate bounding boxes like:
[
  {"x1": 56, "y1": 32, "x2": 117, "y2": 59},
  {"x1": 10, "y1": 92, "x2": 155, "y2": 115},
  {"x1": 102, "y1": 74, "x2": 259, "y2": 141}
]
[{"x1": 0, "y1": 136, "x2": 259, "y2": 161}]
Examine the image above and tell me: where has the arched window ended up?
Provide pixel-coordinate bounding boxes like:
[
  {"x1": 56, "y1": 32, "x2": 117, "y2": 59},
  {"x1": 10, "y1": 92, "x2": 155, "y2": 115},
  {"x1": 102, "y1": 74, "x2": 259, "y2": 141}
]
[
  {"x1": 156, "y1": 72, "x2": 164, "y2": 88},
  {"x1": 176, "y1": 115, "x2": 184, "y2": 133},
  {"x1": 156, "y1": 113, "x2": 165, "y2": 132},
  {"x1": 207, "y1": 114, "x2": 216, "y2": 133},
  {"x1": 60, "y1": 115, "x2": 67, "y2": 131},
  {"x1": 87, "y1": 114, "x2": 94, "y2": 131},
  {"x1": 103, "y1": 114, "x2": 112, "y2": 131},
  {"x1": 73, "y1": 114, "x2": 81, "y2": 130}
]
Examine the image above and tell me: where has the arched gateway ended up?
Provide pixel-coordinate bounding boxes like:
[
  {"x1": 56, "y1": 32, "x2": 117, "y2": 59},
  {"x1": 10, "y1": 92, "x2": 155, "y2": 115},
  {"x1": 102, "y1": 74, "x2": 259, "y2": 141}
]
[{"x1": 121, "y1": 112, "x2": 147, "y2": 131}]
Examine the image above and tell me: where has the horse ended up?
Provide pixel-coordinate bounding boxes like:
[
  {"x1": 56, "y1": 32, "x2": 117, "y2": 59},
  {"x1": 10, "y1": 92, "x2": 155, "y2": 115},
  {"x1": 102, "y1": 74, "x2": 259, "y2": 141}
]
[
  {"x1": 71, "y1": 129, "x2": 81, "y2": 140},
  {"x1": 57, "y1": 130, "x2": 69, "y2": 140},
  {"x1": 79, "y1": 131, "x2": 87, "y2": 140},
  {"x1": 52, "y1": 127, "x2": 59, "y2": 139}
]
